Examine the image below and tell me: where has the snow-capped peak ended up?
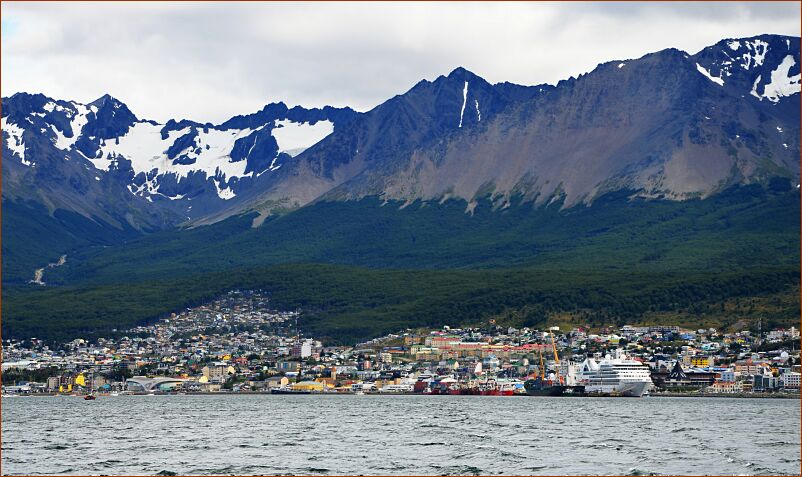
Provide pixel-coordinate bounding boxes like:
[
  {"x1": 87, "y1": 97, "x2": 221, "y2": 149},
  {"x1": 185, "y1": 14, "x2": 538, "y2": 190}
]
[
  {"x1": 1, "y1": 92, "x2": 358, "y2": 203},
  {"x1": 692, "y1": 35, "x2": 800, "y2": 102}
]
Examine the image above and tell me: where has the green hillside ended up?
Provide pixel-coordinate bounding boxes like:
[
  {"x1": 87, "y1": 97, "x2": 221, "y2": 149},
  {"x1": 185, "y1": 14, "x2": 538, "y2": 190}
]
[
  {"x1": 3, "y1": 264, "x2": 798, "y2": 344},
  {"x1": 43, "y1": 184, "x2": 801, "y2": 286},
  {"x1": 2, "y1": 200, "x2": 143, "y2": 283},
  {"x1": 2, "y1": 184, "x2": 799, "y2": 344}
]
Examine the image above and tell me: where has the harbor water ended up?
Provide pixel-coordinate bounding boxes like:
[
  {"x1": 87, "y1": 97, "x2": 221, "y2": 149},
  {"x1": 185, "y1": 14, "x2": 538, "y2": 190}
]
[{"x1": 2, "y1": 394, "x2": 800, "y2": 475}]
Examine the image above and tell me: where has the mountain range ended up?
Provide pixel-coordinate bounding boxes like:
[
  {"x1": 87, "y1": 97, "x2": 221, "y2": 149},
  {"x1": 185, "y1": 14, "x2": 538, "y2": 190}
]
[{"x1": 2, "y1": 34, "x2": 800, "y2": 342}]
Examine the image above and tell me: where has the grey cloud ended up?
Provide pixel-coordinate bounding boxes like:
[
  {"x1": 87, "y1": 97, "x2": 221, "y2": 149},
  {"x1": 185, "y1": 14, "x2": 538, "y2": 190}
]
[{"x1": 2, "y1": 2, "x2": 799, "y2": 123}]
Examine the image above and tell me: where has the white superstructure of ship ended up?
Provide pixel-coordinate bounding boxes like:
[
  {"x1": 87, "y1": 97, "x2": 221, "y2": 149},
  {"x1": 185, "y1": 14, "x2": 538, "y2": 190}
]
[{"x1": 578, "y1": 349, "x2": 653, "y2": 397}]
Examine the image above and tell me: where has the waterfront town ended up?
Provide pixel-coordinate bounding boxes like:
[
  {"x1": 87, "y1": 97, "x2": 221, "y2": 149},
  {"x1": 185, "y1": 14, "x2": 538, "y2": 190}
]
[{"x1": 2, "y1": 290, "x2": 800, "y2": 397}]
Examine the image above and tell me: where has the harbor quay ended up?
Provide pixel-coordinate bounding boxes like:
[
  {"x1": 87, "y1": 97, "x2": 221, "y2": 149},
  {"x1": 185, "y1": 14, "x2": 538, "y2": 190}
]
[{"x1": 3, "y1": 290, "x2": 800, "y2": 398}]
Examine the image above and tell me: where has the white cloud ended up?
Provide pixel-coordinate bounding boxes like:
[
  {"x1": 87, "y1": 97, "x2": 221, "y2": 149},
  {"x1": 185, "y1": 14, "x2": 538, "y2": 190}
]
[{"x1": 2, "y1": 1, "x2": 799, "y2": 123}]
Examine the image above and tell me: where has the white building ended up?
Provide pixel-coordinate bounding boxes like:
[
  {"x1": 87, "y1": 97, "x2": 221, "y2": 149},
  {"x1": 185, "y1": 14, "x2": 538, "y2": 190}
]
[
  {"x1": 720, "y1": 369, "x2": 740, "y2": 383},
  {"x1": 781, "y1": 372, "x2": 800, "y2": 389},
  {"x1": 292, "y1": 340, "x2": 312, "y2": 359}
]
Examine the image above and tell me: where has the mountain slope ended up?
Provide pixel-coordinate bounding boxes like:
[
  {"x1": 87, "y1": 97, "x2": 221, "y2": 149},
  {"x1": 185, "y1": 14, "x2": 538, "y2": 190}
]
[
  {"x1": 1, "y1": 93, "x2": 358, "y2": 280},
  {"x1": 218, "y1": 34, "x2": 799, "y2": 219},
  {"x1": 195, "y1": 68, "x2": 550, "y2": 224}
]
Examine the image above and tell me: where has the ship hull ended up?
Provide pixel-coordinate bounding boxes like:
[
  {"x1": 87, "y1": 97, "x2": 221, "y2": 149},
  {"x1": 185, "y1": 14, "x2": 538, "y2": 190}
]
[
  {"x1": 523, "y1": 379, "x2": 585, "y2": 397},
  {"x1": 618, "y1": 381, "x2": 650, "y2": 397},
  {"x1": 583, "y1": 381, "x2": 651, "y2": 397}
]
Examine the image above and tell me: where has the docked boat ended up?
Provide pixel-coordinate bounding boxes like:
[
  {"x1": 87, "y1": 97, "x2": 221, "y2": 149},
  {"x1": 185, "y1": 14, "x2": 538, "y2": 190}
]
[
  {"x1": 476, "y1": 378, "x2": 501, "y2": 396},
  {"x1": 379, "y1": 383, "x2": 414, "y2": 393},
  {"x1": 523, "y1": 334, "x2": 584, "y2": 396},
  {"x1": 523, "y1": 377, "x2": 580, "y2": 396},
  {"x1": 270, "y1": 387, "x2": 311, "y2": 394},
  {"x1": 497, "y1": 380, "x2": 524, "y2": 396},
  {"x1": 578, "y1": 351, "x2": 653, "y2": 397}
]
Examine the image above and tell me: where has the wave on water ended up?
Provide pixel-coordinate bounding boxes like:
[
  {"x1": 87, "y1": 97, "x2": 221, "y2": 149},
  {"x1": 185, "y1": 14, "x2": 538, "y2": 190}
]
[
  {"x1": 2, "y1": 395, "x2": 799, "y2": 476},
  {"x1": 628, "y1": 467, "x2": 660, "y2": 476},
  {"x1": 301, "y1": 467, "x2": 330, "y2": 474}
]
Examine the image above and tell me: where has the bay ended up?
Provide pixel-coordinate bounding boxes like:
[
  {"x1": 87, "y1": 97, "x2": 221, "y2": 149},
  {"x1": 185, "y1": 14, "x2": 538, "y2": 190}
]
[{"x1": 2, "y1": 395, "x2": 799, "y2": 475}]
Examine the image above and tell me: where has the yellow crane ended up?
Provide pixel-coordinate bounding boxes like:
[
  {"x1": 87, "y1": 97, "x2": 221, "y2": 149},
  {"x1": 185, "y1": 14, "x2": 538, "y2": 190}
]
[{"x1": 549, "y1": 329, "x2": 564, "y2": 385}]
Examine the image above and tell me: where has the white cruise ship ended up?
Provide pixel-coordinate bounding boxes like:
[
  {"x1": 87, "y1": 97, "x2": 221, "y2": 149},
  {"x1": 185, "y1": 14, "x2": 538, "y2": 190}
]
[{"x1": 578, "y1": 350, "x2": 653, "y2": 397}]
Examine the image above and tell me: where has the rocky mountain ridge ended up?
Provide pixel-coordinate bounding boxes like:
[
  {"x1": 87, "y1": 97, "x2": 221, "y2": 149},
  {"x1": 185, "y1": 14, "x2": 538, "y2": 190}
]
[{"x1": 2, "y1": 34, "x2": 799, "y2": 235}]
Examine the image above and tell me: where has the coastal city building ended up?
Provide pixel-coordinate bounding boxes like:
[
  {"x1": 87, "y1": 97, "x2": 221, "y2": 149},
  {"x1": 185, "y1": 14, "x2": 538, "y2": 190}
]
[{"x1": 2, "y1": 289, "x2": 799, "y2": 398}]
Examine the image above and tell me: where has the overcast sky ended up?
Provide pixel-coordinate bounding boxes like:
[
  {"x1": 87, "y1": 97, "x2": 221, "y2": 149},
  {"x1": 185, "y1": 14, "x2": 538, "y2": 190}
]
[{"x1": 2, "y1": 1, "x2": 799, "y2": 123}]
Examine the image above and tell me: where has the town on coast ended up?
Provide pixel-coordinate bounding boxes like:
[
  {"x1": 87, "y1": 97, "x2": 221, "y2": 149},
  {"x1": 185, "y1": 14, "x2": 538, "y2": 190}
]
[{"x1": 3, "y1": 290, "x2": 800, "y2": 398}]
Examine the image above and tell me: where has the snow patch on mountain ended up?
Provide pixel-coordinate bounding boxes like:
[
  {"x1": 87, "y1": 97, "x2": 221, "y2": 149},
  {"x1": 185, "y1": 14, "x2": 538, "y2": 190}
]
[
  {"x1": 268, "y1": 155, "x2": 282, "y2": 172},
  {"x1": 213, "y1": 179, "x2": 236, "y2": 200},
  {"x1": 741, "y1": 39, "x2": 769, "y2": 70},
  {"x1": 96, "y1": 122, "x2": 257, "y2": 183},
  {"x1": 750, "y1": 75, "x2": 763, "y2": 99},
  {"x1": 272, "y1": 119, "x2": 333, "y2": 153},
  {"x1": 59, "y1": 103, "x2": 92, "y2": 150},
  {"x1": 458, "y1": 81, "x2": 468, "y2": 128},
  {"x1": 761, "y1": 55, "x2": 801, "y2": 102},
  {"x1": 1, "y1": 117, "x2": 29, "y2": 165},
  {"x1": 696, "y1": 63, "x2": 724, "y2": 86}
]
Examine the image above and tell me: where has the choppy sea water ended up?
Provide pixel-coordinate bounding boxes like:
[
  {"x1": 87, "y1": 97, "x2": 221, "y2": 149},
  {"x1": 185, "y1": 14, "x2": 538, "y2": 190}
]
[{"x1": 2, "y1": 395, "x2": 799, "y2": 475}]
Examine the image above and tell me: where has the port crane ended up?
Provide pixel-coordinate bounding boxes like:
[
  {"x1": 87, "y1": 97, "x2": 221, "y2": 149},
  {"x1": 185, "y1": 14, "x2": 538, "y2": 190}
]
[
  {"x1": 549, "y1": 329, "x2": 565, "y2": 385},
  {"x1": 531, "y1": 329, "x2": 564, "y2": 385}
]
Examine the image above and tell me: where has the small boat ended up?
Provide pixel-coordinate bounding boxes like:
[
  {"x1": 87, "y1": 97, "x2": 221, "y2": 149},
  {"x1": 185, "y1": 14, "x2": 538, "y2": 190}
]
[
  {"x1": 80, "y1": 371, "x2": 97, "y2": 400},
  {"x1": 477, "y1": 378, "x2": 500, "y2": 396},
  {"x1": 270, "y1": 387, "x2": 310, "y2": 394},
  {"x1": 498, "y1": 381, "x2": 522, "y2": 396}
]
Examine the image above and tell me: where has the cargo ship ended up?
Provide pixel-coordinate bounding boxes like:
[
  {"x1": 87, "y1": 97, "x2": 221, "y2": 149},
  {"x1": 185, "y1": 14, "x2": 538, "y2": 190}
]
[
  {"x1": 523, "y1": 330, "x2": 584, "y2": 396},
  {"x1": 523, "y1": 377, "x2": 584, "y2": 396}
]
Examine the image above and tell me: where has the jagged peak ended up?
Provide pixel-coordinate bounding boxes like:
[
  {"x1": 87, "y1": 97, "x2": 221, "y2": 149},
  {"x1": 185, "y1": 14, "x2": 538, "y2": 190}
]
[
  {"x1": 445, "y1": 66, "x2": 489, "y2": 84},
  {"x1": 642, "y1": 47, "x2": 691, "y2": 61},
  {"x1": 6, "y1": 91, "x2": 52, "y2": 102},
  {"x1": 89, "y1": 93, "x2": 125, "y2": 109},
  {"x1": 447, "y1": 66, "x2": 474, "y2": 78},
  {"x1": 704, "y1": 33, "x2": 800, "y2": 53}
]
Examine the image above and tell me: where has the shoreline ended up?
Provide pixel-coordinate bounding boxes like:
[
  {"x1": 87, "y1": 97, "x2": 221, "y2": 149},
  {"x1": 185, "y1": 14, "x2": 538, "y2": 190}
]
[
  {"x1": 648, "y1": 392, "x2": 799, "y2": 399},
  {"x1": 4, "y1": 391, "x2": 799, "y2": 399}
]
